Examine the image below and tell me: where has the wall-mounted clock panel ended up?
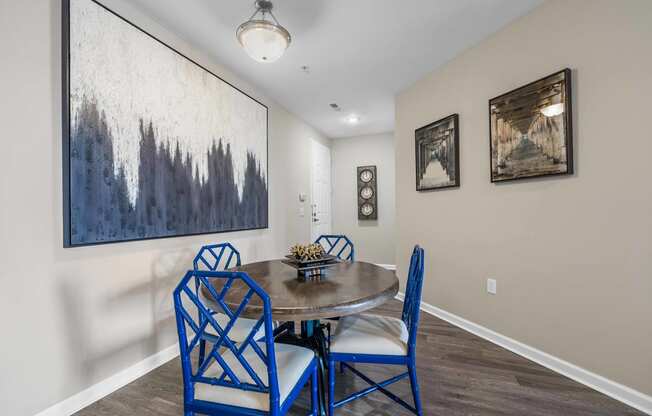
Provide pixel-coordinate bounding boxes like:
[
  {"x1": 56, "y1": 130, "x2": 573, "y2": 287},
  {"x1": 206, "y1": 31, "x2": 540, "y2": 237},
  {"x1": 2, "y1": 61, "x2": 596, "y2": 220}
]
[{"x1": 357, "y1": 165, "x2": 378, "y2": 220}]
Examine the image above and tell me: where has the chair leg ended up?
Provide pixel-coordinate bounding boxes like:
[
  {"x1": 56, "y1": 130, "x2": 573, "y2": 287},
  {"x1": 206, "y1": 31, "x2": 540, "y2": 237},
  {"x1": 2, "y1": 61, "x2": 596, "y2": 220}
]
[
  {"x1": 328, "y1": 359, "x2": 335, "y2": 416},
  {"x1": 311, "y1": 366, "x2": 318, "y2": 416},
  {"x1": 408, "y1": 364, "x2": 423, "y2": 416}
]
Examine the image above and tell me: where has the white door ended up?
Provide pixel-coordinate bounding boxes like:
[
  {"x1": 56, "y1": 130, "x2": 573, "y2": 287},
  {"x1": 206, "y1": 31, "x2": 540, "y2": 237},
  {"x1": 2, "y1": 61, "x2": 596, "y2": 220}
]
[{"x1": 310, "y1": 139, "x2": 332, "y2": 241}]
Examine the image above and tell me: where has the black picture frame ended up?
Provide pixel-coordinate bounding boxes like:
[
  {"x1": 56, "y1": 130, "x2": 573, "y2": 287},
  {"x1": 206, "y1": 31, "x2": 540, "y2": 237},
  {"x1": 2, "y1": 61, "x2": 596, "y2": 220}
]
[
  {"x1": 62, "y1": 0, "x2": 269, "y2": 247},
  {"x1": 489, "y1": 68, "x2": 573, "y2": 183},
  {"x1": 415, "y1": 113, "x2": 460, "y2": 191}
]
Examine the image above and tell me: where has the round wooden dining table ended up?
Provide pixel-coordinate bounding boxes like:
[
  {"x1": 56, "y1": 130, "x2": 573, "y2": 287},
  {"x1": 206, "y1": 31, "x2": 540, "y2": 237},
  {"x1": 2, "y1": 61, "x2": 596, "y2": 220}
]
[
  {"x1": 200, "y1": 259, "x2": 398, "y2": 416},
  {"x1": 208, "y1": 259, "x2": 399, "y2": 321}
]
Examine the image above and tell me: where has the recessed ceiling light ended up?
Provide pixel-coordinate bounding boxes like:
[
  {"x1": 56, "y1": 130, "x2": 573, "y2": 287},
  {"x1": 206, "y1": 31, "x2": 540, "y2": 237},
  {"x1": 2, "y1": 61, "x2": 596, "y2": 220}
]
[{"x1": 344, "y1": 114, "x2": 360, "y2": 125}]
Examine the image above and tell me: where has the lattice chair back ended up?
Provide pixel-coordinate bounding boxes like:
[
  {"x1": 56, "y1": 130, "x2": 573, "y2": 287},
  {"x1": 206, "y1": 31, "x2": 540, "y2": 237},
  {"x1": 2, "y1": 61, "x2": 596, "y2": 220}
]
[
  {"x1": 401, "y1": 245, "x2": 425, "y2": 353},
  {"x1": 314, "y1": 234, "x2": 355, "y2": 262},
  {"x1": 173, "y1": 270, "x2": 280, "y2": 410},
  {"x1": 193, "y1": 243, "x2": 241, "y2": 272}
]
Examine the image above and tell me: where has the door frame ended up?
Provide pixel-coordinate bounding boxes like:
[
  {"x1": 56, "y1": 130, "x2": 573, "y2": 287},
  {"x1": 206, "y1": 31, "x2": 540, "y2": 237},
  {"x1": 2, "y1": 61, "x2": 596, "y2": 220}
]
[{"x1": 310, "y1": 138, "x2": 332, "y2": 241}]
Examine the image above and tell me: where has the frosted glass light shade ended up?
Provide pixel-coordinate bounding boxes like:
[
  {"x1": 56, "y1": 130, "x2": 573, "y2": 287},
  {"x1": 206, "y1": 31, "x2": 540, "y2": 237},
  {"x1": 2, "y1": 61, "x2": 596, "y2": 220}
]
[{"x1": 237, "y1": 20, "x2": 290, "y2": 63}]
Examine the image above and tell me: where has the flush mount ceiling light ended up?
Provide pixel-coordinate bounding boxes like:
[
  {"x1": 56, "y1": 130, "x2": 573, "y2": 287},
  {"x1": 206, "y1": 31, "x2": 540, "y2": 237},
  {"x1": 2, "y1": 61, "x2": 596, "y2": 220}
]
[{"x1": 237, "y1": 0, "x2": 291, "y2": 63}]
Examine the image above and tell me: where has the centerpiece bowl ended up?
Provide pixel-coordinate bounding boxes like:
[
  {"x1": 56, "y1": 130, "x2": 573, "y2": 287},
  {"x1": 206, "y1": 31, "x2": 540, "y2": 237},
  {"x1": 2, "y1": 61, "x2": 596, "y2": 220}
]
[{"x1": 281, "y1": 243, "x2": 341, "y2": 279}]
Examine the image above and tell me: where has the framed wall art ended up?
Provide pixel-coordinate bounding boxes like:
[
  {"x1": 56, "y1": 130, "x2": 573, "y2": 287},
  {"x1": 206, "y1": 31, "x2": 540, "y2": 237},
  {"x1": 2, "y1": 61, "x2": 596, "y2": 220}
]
[
  {"x1": 415, "y1": 113, "x2": 460, "y2": 191},
  {"x1": 357, "y1": 166, "x2": 378, "y2": 220},
  {"x1": 62, "y1": 0, "x2": 268, "y2": 247},
  {"x1": 489, "y1": 68, "x2": 573, "y2": 182}
]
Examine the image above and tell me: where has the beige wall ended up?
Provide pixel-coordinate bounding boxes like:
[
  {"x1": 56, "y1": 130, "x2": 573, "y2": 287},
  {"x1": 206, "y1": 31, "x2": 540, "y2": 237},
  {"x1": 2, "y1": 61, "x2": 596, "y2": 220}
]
[
  {"x1": 396, "y1": 0, "x2": 652, "y2": 397},
  {"x1": 0, "y1": 1, "x2": 328, "y2": 415},
  {"x1": 331, "y1": 133, "x2": 396, "y2": 264}
]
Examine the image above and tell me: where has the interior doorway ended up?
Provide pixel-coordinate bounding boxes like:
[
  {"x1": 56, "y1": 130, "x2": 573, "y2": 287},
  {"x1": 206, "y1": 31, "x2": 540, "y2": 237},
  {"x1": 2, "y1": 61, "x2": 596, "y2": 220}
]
[{"x1": 310, "y1": 138, "x2": 332, "y2": 241}]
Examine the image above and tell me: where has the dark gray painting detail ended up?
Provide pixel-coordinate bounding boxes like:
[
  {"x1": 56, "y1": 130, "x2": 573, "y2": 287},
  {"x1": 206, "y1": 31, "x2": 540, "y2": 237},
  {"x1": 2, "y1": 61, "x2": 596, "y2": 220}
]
[
  {"x1": 489, "y1": 69, "x2": 573, "y2": 182},
  {"x1": 69, "y1": 99, "x2": 267, "y2": 245}
]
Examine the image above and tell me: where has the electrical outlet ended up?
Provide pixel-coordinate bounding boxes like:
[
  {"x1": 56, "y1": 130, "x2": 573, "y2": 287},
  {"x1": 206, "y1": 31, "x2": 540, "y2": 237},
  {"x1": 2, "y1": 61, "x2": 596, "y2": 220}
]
[{"x1": 487, "y1": 278, "x2": 497, "y2": 295}]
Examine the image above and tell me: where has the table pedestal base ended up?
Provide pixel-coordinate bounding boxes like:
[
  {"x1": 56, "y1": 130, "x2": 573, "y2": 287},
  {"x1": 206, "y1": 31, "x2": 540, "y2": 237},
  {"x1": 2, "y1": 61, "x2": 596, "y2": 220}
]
[{"x1": 276, "y1": 320, "x2": 330, "y2": 416}]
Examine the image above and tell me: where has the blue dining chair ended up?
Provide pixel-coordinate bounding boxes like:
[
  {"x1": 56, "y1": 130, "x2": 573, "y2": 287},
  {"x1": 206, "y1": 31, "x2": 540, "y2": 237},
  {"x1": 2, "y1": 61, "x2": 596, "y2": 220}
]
[
  {"x1": 194, "y1": 242, "x2": 242, "y2": 272},
  {"x1": 327, "y1": 246, "x2": 425, "y2": 415},
  {"x1": 193, "y1": 244, "x2": 263, "y2": 348},
  {"x1": 174, "y1": 269, "x2": 319, "y2": 416},
  {"x1": 193, "y1": 243, "x2": 291, "y2": 356},
  {"x1": 314, "y1": 235, "x2": 354, "y2": 262}
]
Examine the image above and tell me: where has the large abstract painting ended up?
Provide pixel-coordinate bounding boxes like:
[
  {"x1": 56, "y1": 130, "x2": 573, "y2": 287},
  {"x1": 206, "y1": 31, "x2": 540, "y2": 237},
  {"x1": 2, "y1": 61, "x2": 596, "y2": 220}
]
[
  {"x1": 489, "y1": 69, "x2": 573, "y2": 182},
  {"x1": 62, "y1": 0, "x2": 268, "y2": 247}
]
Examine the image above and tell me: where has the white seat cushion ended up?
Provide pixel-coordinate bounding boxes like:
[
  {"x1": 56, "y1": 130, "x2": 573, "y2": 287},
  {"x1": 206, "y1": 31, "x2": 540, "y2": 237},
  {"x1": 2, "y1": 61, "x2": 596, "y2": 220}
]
[
  {"x1": 195, "y1": 342, "x2": 315, "y2": 411},
  {"x1": 330, "y1": 313, "x2": 408, "y2": 356},
  {"x1": 204, "y1": 313, "x2": 266, "y2": 343}
]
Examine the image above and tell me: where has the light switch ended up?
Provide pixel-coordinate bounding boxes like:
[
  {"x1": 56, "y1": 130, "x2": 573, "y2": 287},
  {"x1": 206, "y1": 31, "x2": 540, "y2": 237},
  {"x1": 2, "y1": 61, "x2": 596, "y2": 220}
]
[{"x1": 487, "y1": 278, "x2": 497, "y2": 295}]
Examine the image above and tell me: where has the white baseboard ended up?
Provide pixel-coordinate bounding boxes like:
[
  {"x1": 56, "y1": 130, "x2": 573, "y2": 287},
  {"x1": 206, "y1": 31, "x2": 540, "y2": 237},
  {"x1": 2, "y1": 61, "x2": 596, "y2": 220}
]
[
  {"x1": 376, "y1": 264, "x2": 396, "y2": 271},
  {"x1": 34, "y1": 343, "x2": 179, "y2": 416},
  {"x1": 395, "y1": 292, "x2": 652, "y2": 415}
]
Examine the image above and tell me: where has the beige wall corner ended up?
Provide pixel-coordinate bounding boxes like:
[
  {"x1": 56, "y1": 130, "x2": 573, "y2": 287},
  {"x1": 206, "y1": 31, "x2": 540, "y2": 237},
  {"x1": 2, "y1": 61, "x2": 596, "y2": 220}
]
[{"x1": 332, "y1": 133, "x2": 396, "y2": 264}]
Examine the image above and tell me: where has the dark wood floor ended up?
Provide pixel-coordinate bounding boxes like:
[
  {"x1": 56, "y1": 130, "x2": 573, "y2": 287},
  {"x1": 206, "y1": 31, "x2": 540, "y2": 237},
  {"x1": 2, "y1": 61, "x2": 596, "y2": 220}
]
[{"x1": 75, "y1": 300, "x2": 644, "y2": 416}]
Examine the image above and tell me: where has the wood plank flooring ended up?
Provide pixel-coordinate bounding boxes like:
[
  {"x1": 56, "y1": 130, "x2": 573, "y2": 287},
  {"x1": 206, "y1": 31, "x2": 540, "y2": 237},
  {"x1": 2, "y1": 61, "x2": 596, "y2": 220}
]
[{"x1": 75, "y1": 300, "x2": 644, "y2": 415}]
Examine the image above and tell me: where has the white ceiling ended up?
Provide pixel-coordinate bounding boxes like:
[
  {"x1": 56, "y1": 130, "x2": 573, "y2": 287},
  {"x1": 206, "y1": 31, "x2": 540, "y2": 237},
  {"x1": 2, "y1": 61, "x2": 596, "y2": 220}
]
[{"x1": 127, "y1": 0, "x2": 543, "y2": 138}]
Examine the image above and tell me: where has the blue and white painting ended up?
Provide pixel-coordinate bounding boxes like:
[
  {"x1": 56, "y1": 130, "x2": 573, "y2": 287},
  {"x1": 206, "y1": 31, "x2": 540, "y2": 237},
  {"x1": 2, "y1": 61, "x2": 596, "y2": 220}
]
[{"x1": 64, "y1": 0, "x2": 268, "y2": 246}]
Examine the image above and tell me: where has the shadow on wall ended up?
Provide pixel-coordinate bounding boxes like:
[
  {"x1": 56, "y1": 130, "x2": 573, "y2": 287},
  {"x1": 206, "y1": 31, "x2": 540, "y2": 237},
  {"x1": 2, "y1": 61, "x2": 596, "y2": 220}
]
[{"x1": 57, "y1": 247, "x2": 194, "y2": 385}]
